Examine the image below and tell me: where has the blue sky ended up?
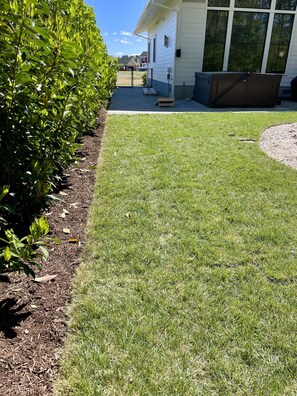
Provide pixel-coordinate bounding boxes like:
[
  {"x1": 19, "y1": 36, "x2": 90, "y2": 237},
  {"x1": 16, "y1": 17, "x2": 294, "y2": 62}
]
[{"x1": 84, "y1": 0, "x2": 148, "y2": 57}]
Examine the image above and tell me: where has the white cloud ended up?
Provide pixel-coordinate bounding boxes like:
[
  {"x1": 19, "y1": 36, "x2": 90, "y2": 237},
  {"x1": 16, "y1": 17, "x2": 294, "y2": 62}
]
[
  {"x1": 113, "y1": 32, "x2": 117, "y2": 35},
  {"x1": 136, "y1": 38, "x2": 142, "y2": 42},
  {"x1": 116, "y1": 52, "x2": 124, "y2": 56},
  {"x1": 120, "y1": 38, "x2": 132, "y2": 45},
  {"x1": 104, "y1": 32, "x2": 109, "y2": 36},
  {"x1": 120, "y1": 30, "x2": 133, "y2": 37}
]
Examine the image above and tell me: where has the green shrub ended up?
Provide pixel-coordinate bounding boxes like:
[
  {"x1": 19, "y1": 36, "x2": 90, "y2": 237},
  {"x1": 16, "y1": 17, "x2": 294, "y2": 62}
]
[
  {"x1": 142, "y1": 72, "x2": 147, "y2": 87},
  {"x1": 0, "y1": 0, "x2": 116, "y2": 216},
  {"x1": 0, "y1": 0, "x2": 116, "y2": 275}
]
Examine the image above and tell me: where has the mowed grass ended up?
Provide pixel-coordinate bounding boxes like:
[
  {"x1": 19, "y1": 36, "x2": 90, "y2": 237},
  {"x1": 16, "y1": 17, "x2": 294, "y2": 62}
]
[{"x1": 56, "y1": 112, "x2": 297, "y2": 395}]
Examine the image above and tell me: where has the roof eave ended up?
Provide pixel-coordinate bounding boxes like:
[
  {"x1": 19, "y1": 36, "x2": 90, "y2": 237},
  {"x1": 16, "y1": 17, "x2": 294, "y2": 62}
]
[
  {"x1": 134, "y1": 0, "x2": 153, "y2": 35},
  {"x1": 134, "y1": 0, "x2": 176, "y2": 35}
]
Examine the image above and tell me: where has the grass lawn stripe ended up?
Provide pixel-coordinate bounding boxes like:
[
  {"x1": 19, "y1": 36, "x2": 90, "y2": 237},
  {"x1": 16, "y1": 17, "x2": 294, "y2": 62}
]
[{"x1": 56, "y1": 112, "x2": 297, "y2": 396}]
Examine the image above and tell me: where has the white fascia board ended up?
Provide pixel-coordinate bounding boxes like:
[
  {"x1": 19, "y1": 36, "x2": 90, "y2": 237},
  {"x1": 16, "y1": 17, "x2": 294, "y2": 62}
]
[{"x1": 134, "y1": 0, "x2": 178, "y2": 34}]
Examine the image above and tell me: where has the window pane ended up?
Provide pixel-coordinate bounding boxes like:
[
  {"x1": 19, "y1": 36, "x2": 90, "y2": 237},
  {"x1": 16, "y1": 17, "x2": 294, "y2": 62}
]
[
  {"x1": 235, "y1": 0, "x2": 271, "y2": 8},
  {"x1": 208, "y1": 0, "x2": 230, "y2": 6},
  {"x1": 266, "y1": 14, "x2": 294, "y2": 73},
  {"x1": 276, "y1": 0, "x2": 297, "y2": 10},
  {"x1": 228, "y1": 12, "x2": 269, "y2": 72},
  {"x1": 203, "y1": 11, "x2": 228, "y2": 71},
  {"x1": 153, "y1": 37, "x2": 156, "y2": 62},
  {"x1": 148, "y1": 41, "x2": 151, "y2": 64}
]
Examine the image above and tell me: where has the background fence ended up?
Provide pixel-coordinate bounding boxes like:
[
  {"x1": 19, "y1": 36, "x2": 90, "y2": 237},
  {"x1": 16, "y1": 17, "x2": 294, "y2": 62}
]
[{"x1": 117, "y1": 71, "x2": 146, "y2": 87}]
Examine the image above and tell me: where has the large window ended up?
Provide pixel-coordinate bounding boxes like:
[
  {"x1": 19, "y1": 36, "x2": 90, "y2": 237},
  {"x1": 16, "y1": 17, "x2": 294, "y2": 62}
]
[
  {"x1": 235, "y1": 0, "x2": 271, "y2": 8},
  {"x1": 203, "y1": 3, "x2": 296, "y2": 73},
  {"x1": 203, "y1": 10, "x2": 228, "y2": 71},
  {"x1": 266, "y1": 14, "x2": 295, "y2": 73},
  {"x1": 228, "y1": 12, "x2": 269, "y2": 72},
  {"x1": 276, "y1": 0, "x2": 297, "y2": 10}
]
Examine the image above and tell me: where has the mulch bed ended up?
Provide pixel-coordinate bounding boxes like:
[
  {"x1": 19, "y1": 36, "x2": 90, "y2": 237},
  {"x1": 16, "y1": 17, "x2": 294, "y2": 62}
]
[{"x1": 0, "y1": 110, "x2": 106, "y2": 395}]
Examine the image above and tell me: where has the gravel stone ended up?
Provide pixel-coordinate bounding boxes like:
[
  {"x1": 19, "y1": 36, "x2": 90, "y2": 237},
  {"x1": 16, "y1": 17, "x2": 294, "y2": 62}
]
[{"x1": 260, "y1": 123, "x2": 297, "y2": 170}]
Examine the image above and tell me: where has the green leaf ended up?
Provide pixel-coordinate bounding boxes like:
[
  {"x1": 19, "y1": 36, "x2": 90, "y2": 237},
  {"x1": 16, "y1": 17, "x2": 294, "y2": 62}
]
[
  {"x1": 1, "y1": 15, "x2": 19, "y2": 24},
  {"x1": 20, "y1": 63, "x2": 31, "y2": 72},
  {"x1": 33, "y1": 25, "x2": 51, "y2": 39},
  {"x1": 3, "y1": 246, "x2": 12, "y2": 262},
  {"x1": 0, "y1": 26, "x2": 12, "y2": 35},
  {"x1": 0, "y1": 186, "x2": 10, "y2": 201},
  {"x1": 39, "y1": 245, "x2": 49, "y2": 259},
  {"x1": 15, "y1": 72, "x2": 33, "y2": 85}
]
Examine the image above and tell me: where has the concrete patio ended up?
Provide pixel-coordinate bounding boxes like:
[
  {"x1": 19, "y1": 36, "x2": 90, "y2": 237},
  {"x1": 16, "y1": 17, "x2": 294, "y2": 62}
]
[{"x1": 108, "y1": 87, "x2": 297, "y2": 114}]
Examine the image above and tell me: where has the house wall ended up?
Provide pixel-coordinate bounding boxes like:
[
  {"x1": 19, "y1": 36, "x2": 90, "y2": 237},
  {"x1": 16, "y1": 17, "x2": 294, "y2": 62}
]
[
  {"x1": 147, "y1": 8, "x2": 178, "y2": 97},
  {"x1": 282, "y1": 21, "x2": 297, "y2": 96},
  {"x1": 175, "y1": 1, "x2": 297, "y2": 99},
  {"x1": 174, "y1": 3, "x2": 206, "y2": 99},
  {"x1": 145, "y1": 0, "x2": 297, "y2": 99}
]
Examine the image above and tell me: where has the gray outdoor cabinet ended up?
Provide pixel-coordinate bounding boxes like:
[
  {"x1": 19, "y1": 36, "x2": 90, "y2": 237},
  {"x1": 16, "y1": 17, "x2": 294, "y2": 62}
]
[{"x1": 193, "y1": 72, "x2": 282, "y2": 107}]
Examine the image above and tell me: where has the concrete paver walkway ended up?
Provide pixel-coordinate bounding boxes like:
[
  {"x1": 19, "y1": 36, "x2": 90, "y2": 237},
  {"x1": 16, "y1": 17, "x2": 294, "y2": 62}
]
[{"x1": 108, "y1": 87, "x2": 297, "y2": 114}]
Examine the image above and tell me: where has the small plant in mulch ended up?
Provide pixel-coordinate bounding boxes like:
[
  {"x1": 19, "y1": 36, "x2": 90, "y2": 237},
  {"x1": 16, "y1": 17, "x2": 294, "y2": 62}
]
[{"x1": 0, "y1": 186, "x2": 51, "y2": 277}]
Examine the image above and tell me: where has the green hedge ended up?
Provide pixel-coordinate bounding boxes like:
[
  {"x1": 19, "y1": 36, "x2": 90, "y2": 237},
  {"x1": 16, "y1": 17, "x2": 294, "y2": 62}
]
[{"x1": 0, "y1": 0, "x2": 116, "y2": 273}]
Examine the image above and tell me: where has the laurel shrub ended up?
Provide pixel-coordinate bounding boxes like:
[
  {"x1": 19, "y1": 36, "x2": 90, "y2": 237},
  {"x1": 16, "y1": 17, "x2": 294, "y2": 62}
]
[{"x1": 0, "y1": 0, "x2": 116, "y2": 274}]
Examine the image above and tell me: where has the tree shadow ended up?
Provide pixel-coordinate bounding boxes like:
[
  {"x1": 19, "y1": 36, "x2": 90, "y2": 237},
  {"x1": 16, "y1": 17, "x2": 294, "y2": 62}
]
[{"x1": 0, "y1": 298, "x2": 32, "y2": 339}]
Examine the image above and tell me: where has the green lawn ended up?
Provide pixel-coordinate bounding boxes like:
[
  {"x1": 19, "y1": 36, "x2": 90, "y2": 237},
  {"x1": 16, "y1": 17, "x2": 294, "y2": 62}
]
[{"x1": 55, "y1": 112, "x2": 297, "y2": 395}]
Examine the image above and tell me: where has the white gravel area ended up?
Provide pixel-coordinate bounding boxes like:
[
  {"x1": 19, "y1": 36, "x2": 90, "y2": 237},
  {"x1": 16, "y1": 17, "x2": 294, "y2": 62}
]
[{"x1": 260, "y1": 123, "x2": 297, "y2": 170}]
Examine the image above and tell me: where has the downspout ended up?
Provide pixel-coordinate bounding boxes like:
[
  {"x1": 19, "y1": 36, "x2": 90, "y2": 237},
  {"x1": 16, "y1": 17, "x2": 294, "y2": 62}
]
[{"x1": 151, "y1": 0, "x2": 179, "y2": 98}]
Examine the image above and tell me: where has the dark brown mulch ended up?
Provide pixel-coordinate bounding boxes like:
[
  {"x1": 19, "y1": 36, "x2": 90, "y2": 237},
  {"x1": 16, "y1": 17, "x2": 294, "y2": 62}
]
[{"x1": 0, "y1": 110, "x2": 106, "y2": 396}]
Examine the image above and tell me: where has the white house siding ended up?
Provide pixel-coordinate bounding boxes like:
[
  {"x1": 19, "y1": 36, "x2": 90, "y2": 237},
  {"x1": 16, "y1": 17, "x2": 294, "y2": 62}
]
[
  {"x1": 281, "y1": 20, "x2": 297, "y2": 95},
  {"x1": 174, "y1": 3, "x2": 206, "y2": 99},
  {"x1": 147, "y1": 9, "x2": 177, "y2": 97}
]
